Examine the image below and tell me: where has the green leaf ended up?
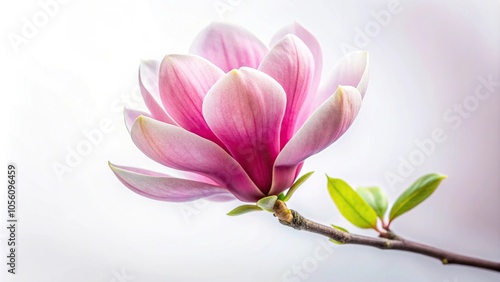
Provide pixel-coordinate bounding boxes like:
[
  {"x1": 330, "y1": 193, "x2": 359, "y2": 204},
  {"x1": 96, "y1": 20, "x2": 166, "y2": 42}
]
[
  {"x1": 329, "y1": 238, "x2": 343, "y2": 245},
  {"x1": 356, "y1": 187, "x2": 388, "y2": 220},
  {"x1": 256, "y1": 195, "x2": 278, "y2": 212},
  {"x1": 278, "y1": 192, "x2": 286, "y2": 201},
  {"x1": 227, "y1": 205, "x2": 262, "y2": 216},
  {"x1": 283, "y1": 171, "x2": 314, "y2": 202},
  {"x1": 326, "y1": 176, "x2": 378, "y2": 229},
  {"x1": 331, "y1": 224, "x2": 349, "y2": 233},
  {"x1": 389, "y1": 173, "x2": 447, "y2": 222}
]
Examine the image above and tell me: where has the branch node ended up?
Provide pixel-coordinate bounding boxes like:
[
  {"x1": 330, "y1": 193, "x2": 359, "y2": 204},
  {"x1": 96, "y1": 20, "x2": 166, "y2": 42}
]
[
  {"x1": 384, "y1": 240, "x2": 392, "y2": 249},
  {"x1": 273, "y1": 200, "x2": 293, "y2": 224}
]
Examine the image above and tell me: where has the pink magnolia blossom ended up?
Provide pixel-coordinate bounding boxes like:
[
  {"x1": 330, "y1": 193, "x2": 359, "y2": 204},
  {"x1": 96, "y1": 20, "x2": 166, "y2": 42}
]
[{"x1": 109, "y1": 22, "x2": 369, "y2": 203}]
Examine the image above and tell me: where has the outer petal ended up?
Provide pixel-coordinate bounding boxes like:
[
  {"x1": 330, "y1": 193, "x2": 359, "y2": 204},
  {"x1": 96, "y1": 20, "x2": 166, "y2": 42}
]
[
  {"x1": 259, "y1": 35, "x2": 314, "y2": 147},
  {"x1": 180, "y1": 171, "x2": 221, "y2": 186},
  {"x1": 190, "y1": 23, "x2": 268, "y2": 72},
  {"x1": 130, "y1": 116, "x2": 264, "y2": 202},
  {"x1": 271, "y1": 86, "x2": 362, "y2": 194},
  {"x1": 109, "y1": 162, "x2": 233, "y2": 202},
  {"x1": 271, "y1": 165, "x2": 301, "y2": 196},
  {"x1": 314, "y1": 51, "x2": 369, "y2": 109},
  {"x1": 159, "y1": 55, "x2": 225, "y2": 147},
  {"x1": 139, "y1": 60, "x2": 177, "y2": 124},
  {"x1": 203, "y1": 68, "x2": 286, "y2": 193},
  {"x1": 269, "y1": 161, "x2": 305, "y2": 197},
  {"x1": 124, "y1": 107, "x2": 150, "y2": 132}
]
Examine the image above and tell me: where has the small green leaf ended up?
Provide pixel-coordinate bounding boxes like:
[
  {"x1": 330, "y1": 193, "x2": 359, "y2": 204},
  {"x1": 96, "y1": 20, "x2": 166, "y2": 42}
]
[
  {"x1": 283, "y1": 171, "x2": 314, "y2": 202},
  {"x1": 331, "y1": 224, "x2": 349, "y2": 233},
  {"x1": 256, "y1": 195, "x2": 278, "y2": 212},
  {"x1": 278, "y1": 192, "x2": 286, "y2": 201},
  {"x1": 327, "y1": 176, "x2": 378, "y2": 229},
  {"x1": 389, "y1": 173, "x2": 447, "y2": 222},
  {"x1": 356, "y1": 187, "x2": 388, "y2": 220},
  {"x1": 227, "y1": 205, "x2": 262, "y2": 216},
  {"x1": 329, "y1": 238, "x2": 343, "y2": 245}
]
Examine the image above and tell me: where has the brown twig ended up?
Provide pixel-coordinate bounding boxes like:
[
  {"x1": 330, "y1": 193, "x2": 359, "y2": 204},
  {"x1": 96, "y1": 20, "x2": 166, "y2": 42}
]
[{"x1": 273, "y1": 200, "x2": 500, "y2": 272}]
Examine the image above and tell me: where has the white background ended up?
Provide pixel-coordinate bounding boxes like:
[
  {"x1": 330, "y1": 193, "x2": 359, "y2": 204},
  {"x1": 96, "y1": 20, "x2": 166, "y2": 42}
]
[{"x1": 1, "y1": 0, "x2": 499, "y2": 281}]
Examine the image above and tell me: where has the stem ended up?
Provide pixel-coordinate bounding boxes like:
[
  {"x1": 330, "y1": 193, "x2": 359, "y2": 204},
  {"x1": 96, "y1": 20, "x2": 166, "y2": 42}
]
[{"x1": 273, "y1": 200, "x2": 500, "y2": 272}]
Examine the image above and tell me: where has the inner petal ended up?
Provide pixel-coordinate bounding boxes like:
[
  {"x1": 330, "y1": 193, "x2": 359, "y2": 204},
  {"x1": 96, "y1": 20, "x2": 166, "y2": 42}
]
[{"x1": 203, "y1": 68, "x2": 286, "y2": 193}]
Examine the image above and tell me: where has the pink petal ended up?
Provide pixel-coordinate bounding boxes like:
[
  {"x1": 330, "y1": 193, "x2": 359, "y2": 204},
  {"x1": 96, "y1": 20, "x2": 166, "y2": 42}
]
[
  {"x1": 269, "y1": 162, "x2": 304, "y2": 197},
  {"x1": 271, "y1": 165, "x2": 300, "y2": 196},
  {"x1": 203, "y1": 68, "x2": 286, "y2": 194},
  {"x1": 178, "y1": 172, "x2": 233, "y2": 200},
  {"x1": 180, "y1": 171, "x2": 221, "y2": 186},
  {"x1": 139, "y1": 61, "x2": 177, "y2": 124},
  {"x1": 271, "y1": 22, "x2": 323, "y2": 96},
  {"x1": 158, "y1": 54, "x2": 225, "y2": 147},
  {"x1": 130, "y1": 116, "x2": 264, "y2": 202},
  {"x1": 259, "y1": 35, "x2": 314, "y2": 147},
  {"x1": 270, "y1": 23, "x2": 324, "y2": 134},
  {"x1": 109, "y1": 162, "x2": 233, "y2": 202},
  {"x1": 190, "y1": 23, "x2": 268, "y2": 72},
  {"x1": 124, "y1": 107, "x2": 150, "y2": 132},
  {"x1": 314, "y1": 51, "x2": 369, "y2": 109},
  {"x1": 271, "y1": 86, "x2": 362, "y2": 194}
]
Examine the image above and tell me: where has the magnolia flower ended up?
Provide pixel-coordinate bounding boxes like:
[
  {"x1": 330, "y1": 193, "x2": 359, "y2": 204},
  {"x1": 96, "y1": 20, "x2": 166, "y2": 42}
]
[{"x1": 109, "y1": 22, "x2": 369, "y2": 203}]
